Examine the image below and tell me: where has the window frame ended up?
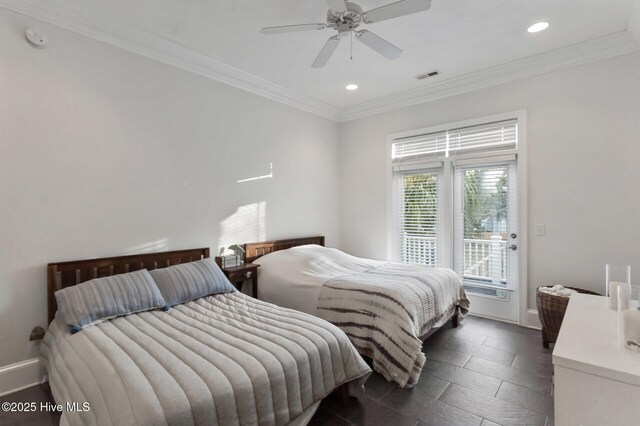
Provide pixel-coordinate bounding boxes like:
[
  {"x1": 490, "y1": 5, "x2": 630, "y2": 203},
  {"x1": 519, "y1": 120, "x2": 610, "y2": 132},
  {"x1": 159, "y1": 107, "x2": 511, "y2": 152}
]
[{"x1": 386, "y1": 110, "x2": 529, "y2": 326}]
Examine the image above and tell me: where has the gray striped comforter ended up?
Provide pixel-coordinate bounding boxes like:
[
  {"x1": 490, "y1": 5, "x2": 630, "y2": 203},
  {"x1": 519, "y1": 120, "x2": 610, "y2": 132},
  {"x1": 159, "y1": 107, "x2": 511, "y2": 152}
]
[
  {"x1": 42, "y1": 292, "x2": 370, "y2": 426},
  {"x1": 317, "y1": 264, "x2": 469, "y2": 388}
]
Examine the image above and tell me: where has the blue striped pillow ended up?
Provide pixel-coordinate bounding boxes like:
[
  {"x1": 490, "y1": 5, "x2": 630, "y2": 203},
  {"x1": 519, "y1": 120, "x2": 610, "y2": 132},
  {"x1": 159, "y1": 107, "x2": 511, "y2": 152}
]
[
  {"x1": 149, "y1": 257, "x2": 235, "y2": 306},
  {"x1": 55, "y1": 269, "x2": 167, "y2": 333}
]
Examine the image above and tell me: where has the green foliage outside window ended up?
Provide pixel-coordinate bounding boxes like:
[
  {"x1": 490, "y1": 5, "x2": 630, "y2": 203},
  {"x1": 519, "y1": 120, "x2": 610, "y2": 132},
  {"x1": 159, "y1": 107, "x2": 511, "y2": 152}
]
[
  {"x1": 402, "y1": 168, "x2": 508, "y2": 240},
  {"x1": 403, "y1": 173, "x2": 437, "y2": 237}
]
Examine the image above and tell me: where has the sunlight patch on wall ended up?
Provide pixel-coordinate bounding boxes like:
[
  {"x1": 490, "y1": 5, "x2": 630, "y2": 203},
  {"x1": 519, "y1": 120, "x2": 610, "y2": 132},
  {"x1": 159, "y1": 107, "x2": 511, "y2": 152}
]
[
  {"x1": 124, "y1": 238, "x2": 169, "y2": 254},
  {"x1": 237, "y1": 163, "x2": 273, "y2": 183},
  {"x1": 219, "y1": 202, "x2": 267, "y2": 254}
]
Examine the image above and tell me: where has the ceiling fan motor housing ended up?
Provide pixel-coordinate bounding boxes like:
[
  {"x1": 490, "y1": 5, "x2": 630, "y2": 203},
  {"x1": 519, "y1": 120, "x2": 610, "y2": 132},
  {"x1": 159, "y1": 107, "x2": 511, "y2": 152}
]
[{"x1": 327, "y1": 2, "x2": 364, "y2": 35}]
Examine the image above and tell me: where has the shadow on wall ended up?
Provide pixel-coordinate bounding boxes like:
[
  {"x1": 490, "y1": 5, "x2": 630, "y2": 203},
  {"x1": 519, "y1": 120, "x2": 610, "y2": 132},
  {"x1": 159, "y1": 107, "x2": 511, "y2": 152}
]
[{"x1": 219, "y1": 202, "x2": 267, "y2": 255}]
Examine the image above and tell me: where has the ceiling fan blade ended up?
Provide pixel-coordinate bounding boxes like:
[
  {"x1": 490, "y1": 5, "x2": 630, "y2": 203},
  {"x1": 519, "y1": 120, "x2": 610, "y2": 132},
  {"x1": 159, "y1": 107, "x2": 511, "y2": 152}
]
[
  {"x1": 355, "y1": 30, "x2": 402, "y2": 59},
  {"x1": 312, "y1": 36, "x2": 340, "y2": 68},
  {"x1": 261, "y1": 23, "x2": 326, "y2": 35},
  {"x1": 326, "y1": 0, "x2": 348, "y2": 13},
  {"x1": 363, "y1": 0, "x2": 431, "y2": 23}
]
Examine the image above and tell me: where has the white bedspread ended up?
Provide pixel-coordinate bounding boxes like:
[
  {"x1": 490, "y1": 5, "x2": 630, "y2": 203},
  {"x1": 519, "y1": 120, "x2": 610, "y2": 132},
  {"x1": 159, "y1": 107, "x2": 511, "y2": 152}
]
[{"x1": 254, "y1": 245, "x2": 383, "y2": 313}]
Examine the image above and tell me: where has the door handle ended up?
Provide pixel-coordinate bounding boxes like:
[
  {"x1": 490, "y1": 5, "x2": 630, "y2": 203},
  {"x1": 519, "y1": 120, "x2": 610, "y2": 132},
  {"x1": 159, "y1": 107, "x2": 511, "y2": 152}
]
[{"x1": 508, "y1": 244, "x2": 517, "y2": 251}]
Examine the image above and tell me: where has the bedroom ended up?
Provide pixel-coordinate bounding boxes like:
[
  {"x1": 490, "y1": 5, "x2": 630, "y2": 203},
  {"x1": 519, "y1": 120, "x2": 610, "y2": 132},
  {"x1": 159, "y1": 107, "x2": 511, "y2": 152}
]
[{"x1": 1, "y1": 0, "x2": 640, "y2": 425}]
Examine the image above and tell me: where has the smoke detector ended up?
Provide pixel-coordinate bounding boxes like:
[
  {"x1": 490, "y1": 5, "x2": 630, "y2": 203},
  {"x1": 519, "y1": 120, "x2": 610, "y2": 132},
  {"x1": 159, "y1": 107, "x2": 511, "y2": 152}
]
[{"x1": 25, "y1": 28, "x2": 48, "y2": 49}]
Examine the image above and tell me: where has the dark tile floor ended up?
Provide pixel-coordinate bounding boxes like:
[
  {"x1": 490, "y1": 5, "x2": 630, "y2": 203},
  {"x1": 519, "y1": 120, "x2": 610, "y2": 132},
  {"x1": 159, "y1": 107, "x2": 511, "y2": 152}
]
[
  {"x1": 0, "y1": 316, "x2": 553, "y2": 426},
  {"x1": 312, "y1": 316, "x2": 554, "y2": 426}
]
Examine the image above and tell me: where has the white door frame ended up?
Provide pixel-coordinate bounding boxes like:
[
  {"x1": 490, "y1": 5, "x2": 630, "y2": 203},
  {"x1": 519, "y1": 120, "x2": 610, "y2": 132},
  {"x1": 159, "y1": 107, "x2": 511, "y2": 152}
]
[
  {"x1": 386, "y1": 110, "x2": 528, "y2": 326},
  {"x1": 453, "y1": 159, "x2": 519, "y2": 323}
]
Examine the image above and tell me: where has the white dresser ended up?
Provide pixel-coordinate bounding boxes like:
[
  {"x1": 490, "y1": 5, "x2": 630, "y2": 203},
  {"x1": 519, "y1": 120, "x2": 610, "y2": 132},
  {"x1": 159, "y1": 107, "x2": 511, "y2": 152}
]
[{"x1": 553, "y1": 293, "x2": 640, "y2": 426}]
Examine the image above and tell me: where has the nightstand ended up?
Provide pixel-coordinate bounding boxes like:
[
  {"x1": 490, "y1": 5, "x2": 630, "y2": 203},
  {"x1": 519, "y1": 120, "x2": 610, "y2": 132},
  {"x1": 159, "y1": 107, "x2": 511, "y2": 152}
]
[{"x1": 220, "y1": 263, "x2": 259, "y2": 298}]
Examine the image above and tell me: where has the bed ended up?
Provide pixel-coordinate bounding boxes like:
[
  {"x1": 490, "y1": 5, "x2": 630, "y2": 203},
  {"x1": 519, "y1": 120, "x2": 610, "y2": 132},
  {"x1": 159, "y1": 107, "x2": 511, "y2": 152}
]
[
  {"x1": 245, "y1": 237, "x2": 470, "y2": 388},
  {"x1": 42, "y1": 248, "x2": 371, "y2": 426}
]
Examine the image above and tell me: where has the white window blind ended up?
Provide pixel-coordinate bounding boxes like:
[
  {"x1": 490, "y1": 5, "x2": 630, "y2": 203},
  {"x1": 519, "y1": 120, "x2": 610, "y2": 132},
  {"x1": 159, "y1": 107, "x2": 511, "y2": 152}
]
[
  {"x1": 392, "y1": 131, "x2": 447, "y2": 161},
  {"x1": 394, "y1": 169, "x2": 442, "y2": 266},
  {"x1": 392, "y1": 119, "x2": 517, "y2": 163}
]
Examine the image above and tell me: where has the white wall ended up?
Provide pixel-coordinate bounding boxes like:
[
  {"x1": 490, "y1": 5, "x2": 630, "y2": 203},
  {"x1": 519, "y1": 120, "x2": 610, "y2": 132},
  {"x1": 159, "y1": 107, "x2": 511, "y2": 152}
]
[
  {"x1": 2, "y1": 4, "x2": 640, "y2": 393},
  {"x1": 0, "y1": 8, "x2": 340, "y2": 372},
  {"x1": 338, "y1": 52, "x2": 640, "y2": 311}
]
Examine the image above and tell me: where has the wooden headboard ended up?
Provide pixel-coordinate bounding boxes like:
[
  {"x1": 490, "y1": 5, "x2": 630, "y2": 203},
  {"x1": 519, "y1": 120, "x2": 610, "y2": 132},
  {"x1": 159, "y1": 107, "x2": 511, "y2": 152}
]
[
  {"x1": 244, "y1": 236, "x2": 324, "y2": 263},
  {"x1": 47, "y1": 247, "x2": 210, "y2": 324}
]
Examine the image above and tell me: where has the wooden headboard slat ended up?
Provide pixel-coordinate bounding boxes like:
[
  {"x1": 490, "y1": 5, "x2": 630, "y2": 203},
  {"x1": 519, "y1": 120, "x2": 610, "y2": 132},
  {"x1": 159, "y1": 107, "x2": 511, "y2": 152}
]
[
  {"x1": 244, "y1": 236, "x2": 324, "y2": 263},
  {"x1": 47, "y1": 247, "x2": 210, "y2": 324}
]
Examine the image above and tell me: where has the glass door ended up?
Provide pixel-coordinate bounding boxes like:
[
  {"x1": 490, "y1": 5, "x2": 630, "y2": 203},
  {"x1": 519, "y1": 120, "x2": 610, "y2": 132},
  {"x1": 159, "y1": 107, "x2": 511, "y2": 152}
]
[{"x1": 454, "y1": 161, "x2": 519, "y2": 322}]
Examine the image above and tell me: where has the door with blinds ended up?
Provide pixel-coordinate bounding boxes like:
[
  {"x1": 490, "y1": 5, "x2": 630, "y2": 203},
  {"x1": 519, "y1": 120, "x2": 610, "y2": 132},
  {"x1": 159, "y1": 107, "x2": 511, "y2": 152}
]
[
  {"x1": 453, "y1": 159, "x2": 519, "y2": 322},
  {"x1": 392, "y1": 118, "x2": 521, "y2": 323}
]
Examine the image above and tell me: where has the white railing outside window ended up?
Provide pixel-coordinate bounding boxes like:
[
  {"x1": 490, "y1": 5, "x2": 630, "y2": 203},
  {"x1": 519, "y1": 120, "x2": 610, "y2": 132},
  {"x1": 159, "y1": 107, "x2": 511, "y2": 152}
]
[
  {"x1": 403, "y1": 234, "x2": 438, "y2": 265},
  {"x1": 403, "y1": 234, "x2": 506, "y2": 283}
]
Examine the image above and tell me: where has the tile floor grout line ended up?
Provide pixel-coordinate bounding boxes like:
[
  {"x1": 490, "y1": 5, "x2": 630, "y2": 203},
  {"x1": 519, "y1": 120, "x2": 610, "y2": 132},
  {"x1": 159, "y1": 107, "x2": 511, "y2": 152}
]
[
  {"x1": 465, "y1": 353, "x2": 552, "y2": 379},
  {"x1": 493, "y1": 380, "x2": 504, "y2": 398},
  {"x1": 463, "y1": 369, "x2": 552, "y2": 397},
  {"x1": 491, "y1": 383, "x2": 554, "y2": 417},
  {"x1": 436, "y1": 384, "x2": 506, "y2": 424},
  {"x1": 335, "y1": 413, "x2": 356, "y2": 425},
  {"x1": 442, "y1": 382, "x2": 547, "y2": 424},
  {"x1": 376, "y1": 385, "x2": 395, "y2": 402},
  {"x1": 445, "y1": 334, "x2": 528, "y2": 361}
]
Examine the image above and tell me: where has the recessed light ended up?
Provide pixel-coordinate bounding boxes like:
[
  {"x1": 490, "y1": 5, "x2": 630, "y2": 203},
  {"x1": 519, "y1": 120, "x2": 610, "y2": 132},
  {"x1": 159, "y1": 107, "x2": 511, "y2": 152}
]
[
  {"x1": 345, "y1": 84, "x2": 359, "y2": 91},
  {"x1": 527, "y1": 22, "x2": 549, "y2": 33}
]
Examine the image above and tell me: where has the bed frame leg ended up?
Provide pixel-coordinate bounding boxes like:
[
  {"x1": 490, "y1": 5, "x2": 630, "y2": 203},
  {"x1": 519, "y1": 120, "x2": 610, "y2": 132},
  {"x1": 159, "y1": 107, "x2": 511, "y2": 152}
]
[
  {"x1": 334, "y1": 383, "x2": 350, "y2": 407},
  {"x1": 451, "y1": 307, "x2": 459, "y2": 328}
]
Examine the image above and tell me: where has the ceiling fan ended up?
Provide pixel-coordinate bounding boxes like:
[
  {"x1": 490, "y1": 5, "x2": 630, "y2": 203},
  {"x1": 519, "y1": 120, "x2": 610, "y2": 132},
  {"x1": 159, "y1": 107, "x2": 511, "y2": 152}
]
[{"x1": 261, "y1": 0, "x2": 432, "y2": 68}]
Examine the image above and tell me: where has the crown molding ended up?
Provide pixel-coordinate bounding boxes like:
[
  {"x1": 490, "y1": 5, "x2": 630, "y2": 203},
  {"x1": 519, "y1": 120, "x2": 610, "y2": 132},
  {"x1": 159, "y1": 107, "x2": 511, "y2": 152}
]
[
  {"x1": 2, "y1": 0, "x2": 638, "y2": 124},
  {"x1": 337, "y1": 31, "x2": 640, "y2": 122},
  {"x1": 0, "y1": 0, "x2": 341, "y2": 121}
]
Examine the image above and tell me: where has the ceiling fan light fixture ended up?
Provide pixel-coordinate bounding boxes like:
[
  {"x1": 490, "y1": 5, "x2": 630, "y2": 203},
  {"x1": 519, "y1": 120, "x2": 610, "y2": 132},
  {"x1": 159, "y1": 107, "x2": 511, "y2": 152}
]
[
  {"x1": 346, "y1": 83, "x2": 359, "y2": 90},
  {"x1": 527, "y1": 22, "x2": 549, "y2": 33},
  {"x1": 262, "y1": 0, "x2": 431, "y2": 68}
]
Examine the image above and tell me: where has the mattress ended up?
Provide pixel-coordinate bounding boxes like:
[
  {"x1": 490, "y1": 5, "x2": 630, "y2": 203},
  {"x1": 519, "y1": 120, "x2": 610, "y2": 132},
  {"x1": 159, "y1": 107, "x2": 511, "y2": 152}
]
[
  {"x1": 42, "y1": 291, "x2": 371, "y2": 426},
  {"x1": 255, "y1": 245, "x2": 469, "y2": 387}
]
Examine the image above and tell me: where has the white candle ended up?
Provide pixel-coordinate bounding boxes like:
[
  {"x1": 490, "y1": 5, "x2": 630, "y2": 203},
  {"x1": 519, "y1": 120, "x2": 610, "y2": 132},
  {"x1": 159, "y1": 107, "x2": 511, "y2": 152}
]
[{"x1": 608, "y1": 281, "x2": 630, "y2": 310}]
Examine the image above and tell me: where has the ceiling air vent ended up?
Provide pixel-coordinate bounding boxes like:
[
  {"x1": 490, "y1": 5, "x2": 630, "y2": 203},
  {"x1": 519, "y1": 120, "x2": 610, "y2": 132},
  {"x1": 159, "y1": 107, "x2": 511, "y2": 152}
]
[{"x1": 415, "y1": 70, "x2": 440, "y2": 80}]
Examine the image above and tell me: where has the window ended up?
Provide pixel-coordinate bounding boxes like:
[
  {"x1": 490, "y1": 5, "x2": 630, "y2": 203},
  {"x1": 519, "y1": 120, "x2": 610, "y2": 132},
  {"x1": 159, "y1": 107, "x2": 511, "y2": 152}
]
[
  {"x1": 394, "y1": 169, "x2": 441, "y2": 266},
  {"x1": 392, "y1": 119, "x2": 517, "y2": 161},
  {"x1": 392, "y1": 119, "x2": 517, "y2": 265},
  {"x1": 453, "y1": 163, "x2": 516, "y2": 300},
  {"x1": 391, "y1": 115, "x2": 522, "y2": 321}
]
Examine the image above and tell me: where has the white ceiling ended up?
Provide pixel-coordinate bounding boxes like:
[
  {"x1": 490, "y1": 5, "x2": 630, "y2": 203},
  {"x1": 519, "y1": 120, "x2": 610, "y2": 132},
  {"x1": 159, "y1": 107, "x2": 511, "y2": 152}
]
[{"x1": 4, "y1": 0, "x2": 639, "y2": 119}]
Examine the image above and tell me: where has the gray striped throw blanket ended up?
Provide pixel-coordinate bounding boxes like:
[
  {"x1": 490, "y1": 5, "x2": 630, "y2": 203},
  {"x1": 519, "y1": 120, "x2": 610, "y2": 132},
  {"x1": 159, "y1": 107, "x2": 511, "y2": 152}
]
[{"x1": 317, "y1": 263, "x2": 469, "y2": 388}]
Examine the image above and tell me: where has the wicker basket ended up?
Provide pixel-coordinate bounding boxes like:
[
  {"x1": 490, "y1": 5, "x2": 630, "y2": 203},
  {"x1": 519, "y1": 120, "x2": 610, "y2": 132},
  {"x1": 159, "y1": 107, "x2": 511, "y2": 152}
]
[{"x1": 536, "y1": 286, "x2": 601, "y2": 348}]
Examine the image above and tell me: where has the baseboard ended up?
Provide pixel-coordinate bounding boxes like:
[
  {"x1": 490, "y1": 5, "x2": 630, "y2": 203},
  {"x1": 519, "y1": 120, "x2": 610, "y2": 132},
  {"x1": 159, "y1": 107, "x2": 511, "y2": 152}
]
[
  {"x1": 466, "y1": 312, "x2": 519, "y2": 325},
  {"x1": 466, "y1": 311, "x2": 542, "y2": 330},
  {"x1": 0, "y1": 358, "x2": 42, "y2": 397},
  {"x1": 525, "y1": 309, "x2": 542, "y2": 330}
]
